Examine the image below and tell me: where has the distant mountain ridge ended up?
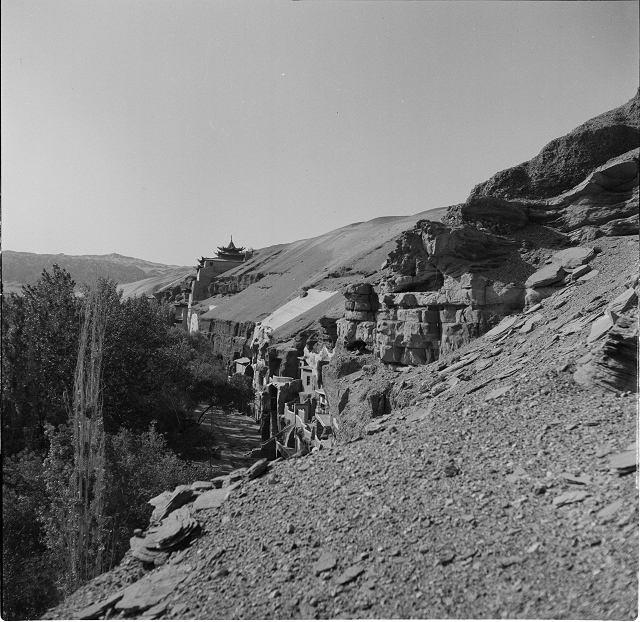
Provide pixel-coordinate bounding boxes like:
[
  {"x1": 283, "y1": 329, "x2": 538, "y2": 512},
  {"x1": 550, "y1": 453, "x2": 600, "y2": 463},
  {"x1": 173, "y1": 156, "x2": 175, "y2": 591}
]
[{"x1": 2, "y1": 251, "x2": 193, "y2": 293}]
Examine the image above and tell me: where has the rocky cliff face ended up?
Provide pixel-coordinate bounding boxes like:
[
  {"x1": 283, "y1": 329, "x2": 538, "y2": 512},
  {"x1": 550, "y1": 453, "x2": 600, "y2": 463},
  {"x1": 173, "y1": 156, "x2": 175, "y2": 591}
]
[
  {"x1": 337, "y1": 222, "x2": 527, "y2": 364},
  {"x1": 468, "y1": 90, "x2": 639, "y2": 201},
  {"x1": 207, "y1": 273, "x2": 264, "y2": 296},
  {"x1": 451, "y1": 149, "x2": 639, "y2": 242},
  {"x1": 335, "y1": 95, "x2": 639, "y2": 369},
  {"x1": 197, "y1": 318, "x2": 257, "y2": 361}
]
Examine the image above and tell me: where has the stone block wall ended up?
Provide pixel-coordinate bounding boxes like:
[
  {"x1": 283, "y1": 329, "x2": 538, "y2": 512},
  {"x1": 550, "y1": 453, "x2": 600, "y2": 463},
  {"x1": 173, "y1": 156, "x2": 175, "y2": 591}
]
[{"x1": 337, "y1": 274, "x2": 526, "y2": 366}]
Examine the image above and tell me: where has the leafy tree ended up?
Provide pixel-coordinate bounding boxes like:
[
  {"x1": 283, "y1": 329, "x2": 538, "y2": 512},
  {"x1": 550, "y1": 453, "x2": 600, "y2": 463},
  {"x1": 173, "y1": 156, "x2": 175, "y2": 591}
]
[
  {"x1": 227, "y1": 373, "x2": 255, "y2": 414},
  {"x1": 2, "y1": 274, "x2": 254, "y2": 619},
  {"x1": 2, "y1": 450, "x2": 60, "y2": 619},
  {"x1": 1, "y1": 265, "x2": 80, "y2": 454}
]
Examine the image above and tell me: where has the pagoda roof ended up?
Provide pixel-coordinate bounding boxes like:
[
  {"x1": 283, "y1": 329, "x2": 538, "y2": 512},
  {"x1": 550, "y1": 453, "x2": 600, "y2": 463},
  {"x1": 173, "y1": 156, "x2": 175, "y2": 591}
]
[{"x1": 217, "y1": 236, "x2": 245, "y2": 254}]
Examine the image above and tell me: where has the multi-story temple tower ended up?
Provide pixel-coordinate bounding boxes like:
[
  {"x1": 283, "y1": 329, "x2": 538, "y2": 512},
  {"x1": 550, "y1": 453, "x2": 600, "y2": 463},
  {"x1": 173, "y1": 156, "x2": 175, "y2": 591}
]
[{"x1": 189, "y1": 237, "x2": 247, "y2": 303}]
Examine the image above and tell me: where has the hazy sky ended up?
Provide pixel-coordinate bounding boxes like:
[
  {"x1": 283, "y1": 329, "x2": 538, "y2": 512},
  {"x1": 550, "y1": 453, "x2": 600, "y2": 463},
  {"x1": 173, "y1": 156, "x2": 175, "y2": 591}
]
[{"x1": 2, "y1": 1, "x2": 638, "y2": 266}]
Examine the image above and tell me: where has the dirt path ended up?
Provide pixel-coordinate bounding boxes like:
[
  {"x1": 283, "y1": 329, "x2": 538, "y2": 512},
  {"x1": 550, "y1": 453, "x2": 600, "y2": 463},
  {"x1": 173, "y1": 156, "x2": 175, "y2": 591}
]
[{"x1": 193, "y1": 405, "x2": 262, "y2": 475}]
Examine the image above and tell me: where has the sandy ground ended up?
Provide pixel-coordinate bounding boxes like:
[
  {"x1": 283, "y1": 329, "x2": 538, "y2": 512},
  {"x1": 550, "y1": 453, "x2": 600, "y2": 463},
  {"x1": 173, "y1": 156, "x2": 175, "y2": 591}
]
[{"x1": 192, "y1": 406, "x2": 262, "y2": 475}]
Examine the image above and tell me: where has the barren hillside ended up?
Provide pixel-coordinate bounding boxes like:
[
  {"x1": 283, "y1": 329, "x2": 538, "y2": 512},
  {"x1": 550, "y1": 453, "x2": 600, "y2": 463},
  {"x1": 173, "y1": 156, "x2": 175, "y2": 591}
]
[
  {"x1": 46, "y1": 92, "x2": 639, "y2": 621},
  {"x1": 45, "y1": 234, "x2": 639, "y2": 621},
  {"x1": 2, "y1": 251, "x2": 192, "y2": 294}
]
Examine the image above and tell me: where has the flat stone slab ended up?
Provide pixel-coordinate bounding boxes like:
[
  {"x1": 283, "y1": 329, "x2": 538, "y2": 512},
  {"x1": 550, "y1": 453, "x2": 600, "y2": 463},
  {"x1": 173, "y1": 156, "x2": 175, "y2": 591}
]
[
  {"x1": 365, "y1": 422, "x2": 386, "y2": 435},
  {"x1": 152, "y1": 507, "x2": 198, "y2": 550},
  {"x1": 312, "y1": 551, "x2": 337, "y2": 575},
  {"x1": 587, "y1": 314, "x2": 614, "y2": 343},
  {"x1": 406, "y1": 409, "x2": 431, "y2": 424},
  {"x1": 525, "y1": 264, "x2": 565, "y2": 288},
  {"x1": 475, "y1": 359, "x2": 493, "y2": 372},
  {"x1": 336, "y1": 564, "x2": 364, "y2": 585},
  {"x1": 193, "y1": 488, "x2": 228, "y2": 511},
  {"x1": 247, "y1": 458, "x2": 269, "y2": 480},
  {"x1": 597, "y1": 499, "x2": 624, "y2": 522},
  {"x1": 519, "y1": 312, "x2": 543, "y2": 333},
  {"x1": 561, "y1": 473, "x2": 591, "y2": 486},
  {"x1": 610, "y1": 450, "x2": 637, "y2": 473},
  {"x1": 485, "y1": 385, "x2": 513, "y2": 401},
  {"x1": 551, "y1": 247, "x2": 596, "y2": 269},
  {"x1": 438, "y1": 355, "x2": 480, "y2": 378},
  {"x1": 607, "y1": 288, "x2": 637, "y2": 314},
  {"x1": 578, "y1": 269, "x2": 599, "y2": 282},
  {"x1": 484, "y1": 316, "x2": 519, "y2": 339},
  {"x1": 191, "y1": 481, "x2": 213, "y2": 490},
  {"x1": 149, "y1": 485, "x2": 194, "y2": 522},
  {"x1": 552, "y1": 491, "x2": 591, "y2": 507},
  {"x1": 224, "y1": 480, "x2": 243, "y2": 500},
  {"x1": 570, "y1": 264, "x2": 591, "y2": 279},
  {"x1": 72, "y1": 590, "x2": 125, "y2": 619},
  {"x1": 115, "y1": 566, "x2": 189, "y2": 613},
  {"x1": 525, "y1": 303, "x2": 542, "y2": 315}
]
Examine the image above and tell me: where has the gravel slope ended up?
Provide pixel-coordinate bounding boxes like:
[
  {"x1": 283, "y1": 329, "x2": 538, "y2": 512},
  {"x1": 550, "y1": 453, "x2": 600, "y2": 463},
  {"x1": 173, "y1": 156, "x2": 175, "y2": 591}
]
[{"x1": 46, "y1": 235, "x2": 639, "y2": 620}]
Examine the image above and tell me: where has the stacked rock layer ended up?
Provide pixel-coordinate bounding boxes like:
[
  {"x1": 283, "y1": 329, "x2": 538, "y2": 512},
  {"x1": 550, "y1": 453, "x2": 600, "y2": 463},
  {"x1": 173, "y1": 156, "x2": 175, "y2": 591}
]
[
  {"x1": 336, "y1": 148, "x2": 638, "y2": 367},
  {"x1": 337, "y1": 221, "x2": 527, "y2": 365}
]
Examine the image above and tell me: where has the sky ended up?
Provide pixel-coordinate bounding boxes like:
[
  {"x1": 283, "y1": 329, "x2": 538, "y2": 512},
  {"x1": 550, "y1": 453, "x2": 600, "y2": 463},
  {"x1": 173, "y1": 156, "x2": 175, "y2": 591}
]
[{"x1": 2, "y1": 1, "x2": 638, "y2": 267}]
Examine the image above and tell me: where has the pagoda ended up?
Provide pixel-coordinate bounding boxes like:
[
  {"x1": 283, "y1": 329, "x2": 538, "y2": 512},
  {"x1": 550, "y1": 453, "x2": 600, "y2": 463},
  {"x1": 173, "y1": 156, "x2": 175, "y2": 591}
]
[{"x1": 216, "y1": 236, "x2": 246, "y2": 261}]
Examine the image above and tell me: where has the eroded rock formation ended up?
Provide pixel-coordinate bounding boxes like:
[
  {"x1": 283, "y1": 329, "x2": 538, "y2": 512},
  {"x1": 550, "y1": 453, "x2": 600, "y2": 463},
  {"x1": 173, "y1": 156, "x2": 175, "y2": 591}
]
[
  {"x1": 198, "y1": 318, "x2": 257, "y2": 361},
  {"x1": 208, "y1": 273, "x2": 264, "y2": 296},
  {"x1": 468, "y1": 90, "x2": 639, "y2": 202},
  {"x1": 334, "y1": 100, "x2": 638, "y2": 367},
  {"x1": 337, "y1": 221, "x2": 526, "y2": 364},
  {"x1": 574, "y1": 290, "x2": 639, "y2": 392}
]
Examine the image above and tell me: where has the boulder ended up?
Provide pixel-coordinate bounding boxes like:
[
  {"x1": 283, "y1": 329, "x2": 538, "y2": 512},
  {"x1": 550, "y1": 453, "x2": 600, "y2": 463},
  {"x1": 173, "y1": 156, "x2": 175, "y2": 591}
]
[
  {"x1": 551, "y1": 247, "x2": 596, "y2": 269},
  {"x1": 484, "y1": 281, "x2": 526, "y2": 306},
  {"x1": 525, "y1": 264, "x2": 566, "y2": 288}
]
